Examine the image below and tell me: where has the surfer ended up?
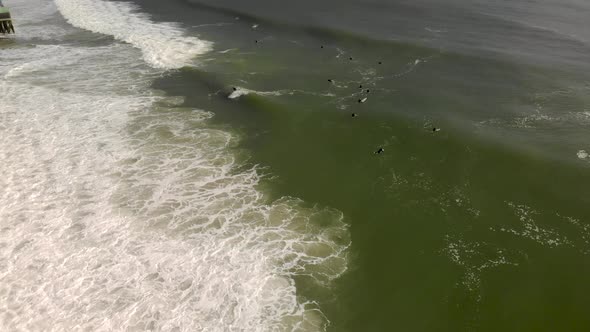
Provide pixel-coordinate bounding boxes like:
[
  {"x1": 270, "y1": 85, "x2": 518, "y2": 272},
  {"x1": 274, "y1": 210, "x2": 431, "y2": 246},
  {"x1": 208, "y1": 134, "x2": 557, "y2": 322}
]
[{"x1": 374, "y1": 148, "x2": 385, "y2": 154}]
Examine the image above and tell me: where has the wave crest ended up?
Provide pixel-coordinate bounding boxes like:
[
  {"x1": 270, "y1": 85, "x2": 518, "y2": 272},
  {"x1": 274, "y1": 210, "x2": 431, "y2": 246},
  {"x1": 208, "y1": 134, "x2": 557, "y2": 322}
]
[{"x1": 54, "y1": 0, "x2": 212, "y2": 69}]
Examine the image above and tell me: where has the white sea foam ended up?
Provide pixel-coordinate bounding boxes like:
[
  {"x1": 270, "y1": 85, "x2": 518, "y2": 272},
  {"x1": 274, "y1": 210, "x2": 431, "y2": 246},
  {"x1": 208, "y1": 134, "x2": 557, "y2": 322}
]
[
  {"x1": 228, "y1": 86, "x2": 283, "y2": 99},
  {"x1": 219, "y1": 48, "x2": 238, "y2": 54},
  {"x1": 0, "y1": 1, "x2": 349, "y2": 331},
  {"x1": 443, "y1": 236, "x2": 521, "y2": 293},
  {"x1": 496, "y1": 202, "x2": 570, "y2": 248},
  {"x1": 54, "y1": 0, "x2": 213, "y2": 69}
]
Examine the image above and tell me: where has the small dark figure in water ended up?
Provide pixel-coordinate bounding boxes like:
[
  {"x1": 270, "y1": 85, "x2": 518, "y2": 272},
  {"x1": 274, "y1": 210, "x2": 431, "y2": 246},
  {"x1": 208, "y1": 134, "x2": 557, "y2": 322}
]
[
  {"x1": 378, "y1": 61, "x2": 383, "y2": 65},
  {"x1": 233, "y1": 87, "x2": 237, "y2": 91},
  {"x1": 321, "y1": 45, "x2": 324, "y2": 49},
  {"x1": 432, "y1": 127, "x2": 441, "y2": 132},
  {"x1": 328, "y1": 79, "x2": 333, "y2": 83},
  {"x1": 358, "y1": 97, "x2": 367, "y2": 103},
  {"x1": 349, "y1": 57, "x2": 353, "y2": 60},
  {"x1": 255, "y1": 40, "x2": 259, "y2": 44},
  {"x1": 375, "y1": 148, "x2": 385, "y2": 154},
  {"x1": 359, "y1": 85, "x2": 363, "y2": 89},
  {"x1": 366, "y1": 89, "x2": 370, "y2": 93},
  {"x1": 352, "y1": 113, "x2": 358, "y2": 117}
]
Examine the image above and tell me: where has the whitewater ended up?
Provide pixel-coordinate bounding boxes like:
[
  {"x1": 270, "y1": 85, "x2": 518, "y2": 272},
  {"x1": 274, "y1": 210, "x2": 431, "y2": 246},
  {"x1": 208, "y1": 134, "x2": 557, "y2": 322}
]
[{"x1": 0, "y1": 1, "x2": 349, "y2": 331}]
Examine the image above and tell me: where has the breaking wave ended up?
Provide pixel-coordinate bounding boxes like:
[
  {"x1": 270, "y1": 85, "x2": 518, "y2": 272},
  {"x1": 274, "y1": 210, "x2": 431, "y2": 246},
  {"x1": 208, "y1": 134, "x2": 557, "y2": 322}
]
[
  {"x1": 54, "y1": 0, "x2": 213, "y2": 69},
  {"x1": 0, "y1": 1, "x2": 349, "y2": 331}
]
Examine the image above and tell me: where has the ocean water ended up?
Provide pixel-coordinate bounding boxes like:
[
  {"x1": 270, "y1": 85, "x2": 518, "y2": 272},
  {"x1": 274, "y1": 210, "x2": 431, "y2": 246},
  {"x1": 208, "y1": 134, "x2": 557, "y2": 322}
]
[{"x1": 1, "y1": 0, "x2": 589, "y2": 331}]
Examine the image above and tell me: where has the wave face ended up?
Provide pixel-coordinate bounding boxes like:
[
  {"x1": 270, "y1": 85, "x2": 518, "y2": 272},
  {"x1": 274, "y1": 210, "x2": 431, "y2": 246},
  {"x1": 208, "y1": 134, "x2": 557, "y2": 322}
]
[
  {"x1": 0, "y1": 1, "x2": 349, "y2": 331},
  {"x1": 185, "y1": 0, "x2": 590, "y2": 69}
]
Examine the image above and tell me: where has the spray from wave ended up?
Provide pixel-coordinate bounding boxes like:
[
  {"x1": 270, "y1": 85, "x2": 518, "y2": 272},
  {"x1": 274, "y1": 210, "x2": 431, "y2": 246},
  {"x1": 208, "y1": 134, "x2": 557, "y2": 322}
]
[{"x1": 0, "y1": 0, "x2": 349, "y2": 331}]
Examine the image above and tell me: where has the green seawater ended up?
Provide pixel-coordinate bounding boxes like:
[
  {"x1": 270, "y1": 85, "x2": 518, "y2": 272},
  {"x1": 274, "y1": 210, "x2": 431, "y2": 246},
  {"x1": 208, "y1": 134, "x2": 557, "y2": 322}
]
[{"x1": 145, "y1": 3, "x2": 590, "y2": 330}]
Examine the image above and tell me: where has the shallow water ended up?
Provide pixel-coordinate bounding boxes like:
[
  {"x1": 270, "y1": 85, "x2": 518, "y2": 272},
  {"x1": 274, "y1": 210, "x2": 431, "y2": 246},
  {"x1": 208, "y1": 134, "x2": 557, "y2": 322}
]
[{"x1": 1, "y1": 1, "x2": 348, "y2": 331}]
